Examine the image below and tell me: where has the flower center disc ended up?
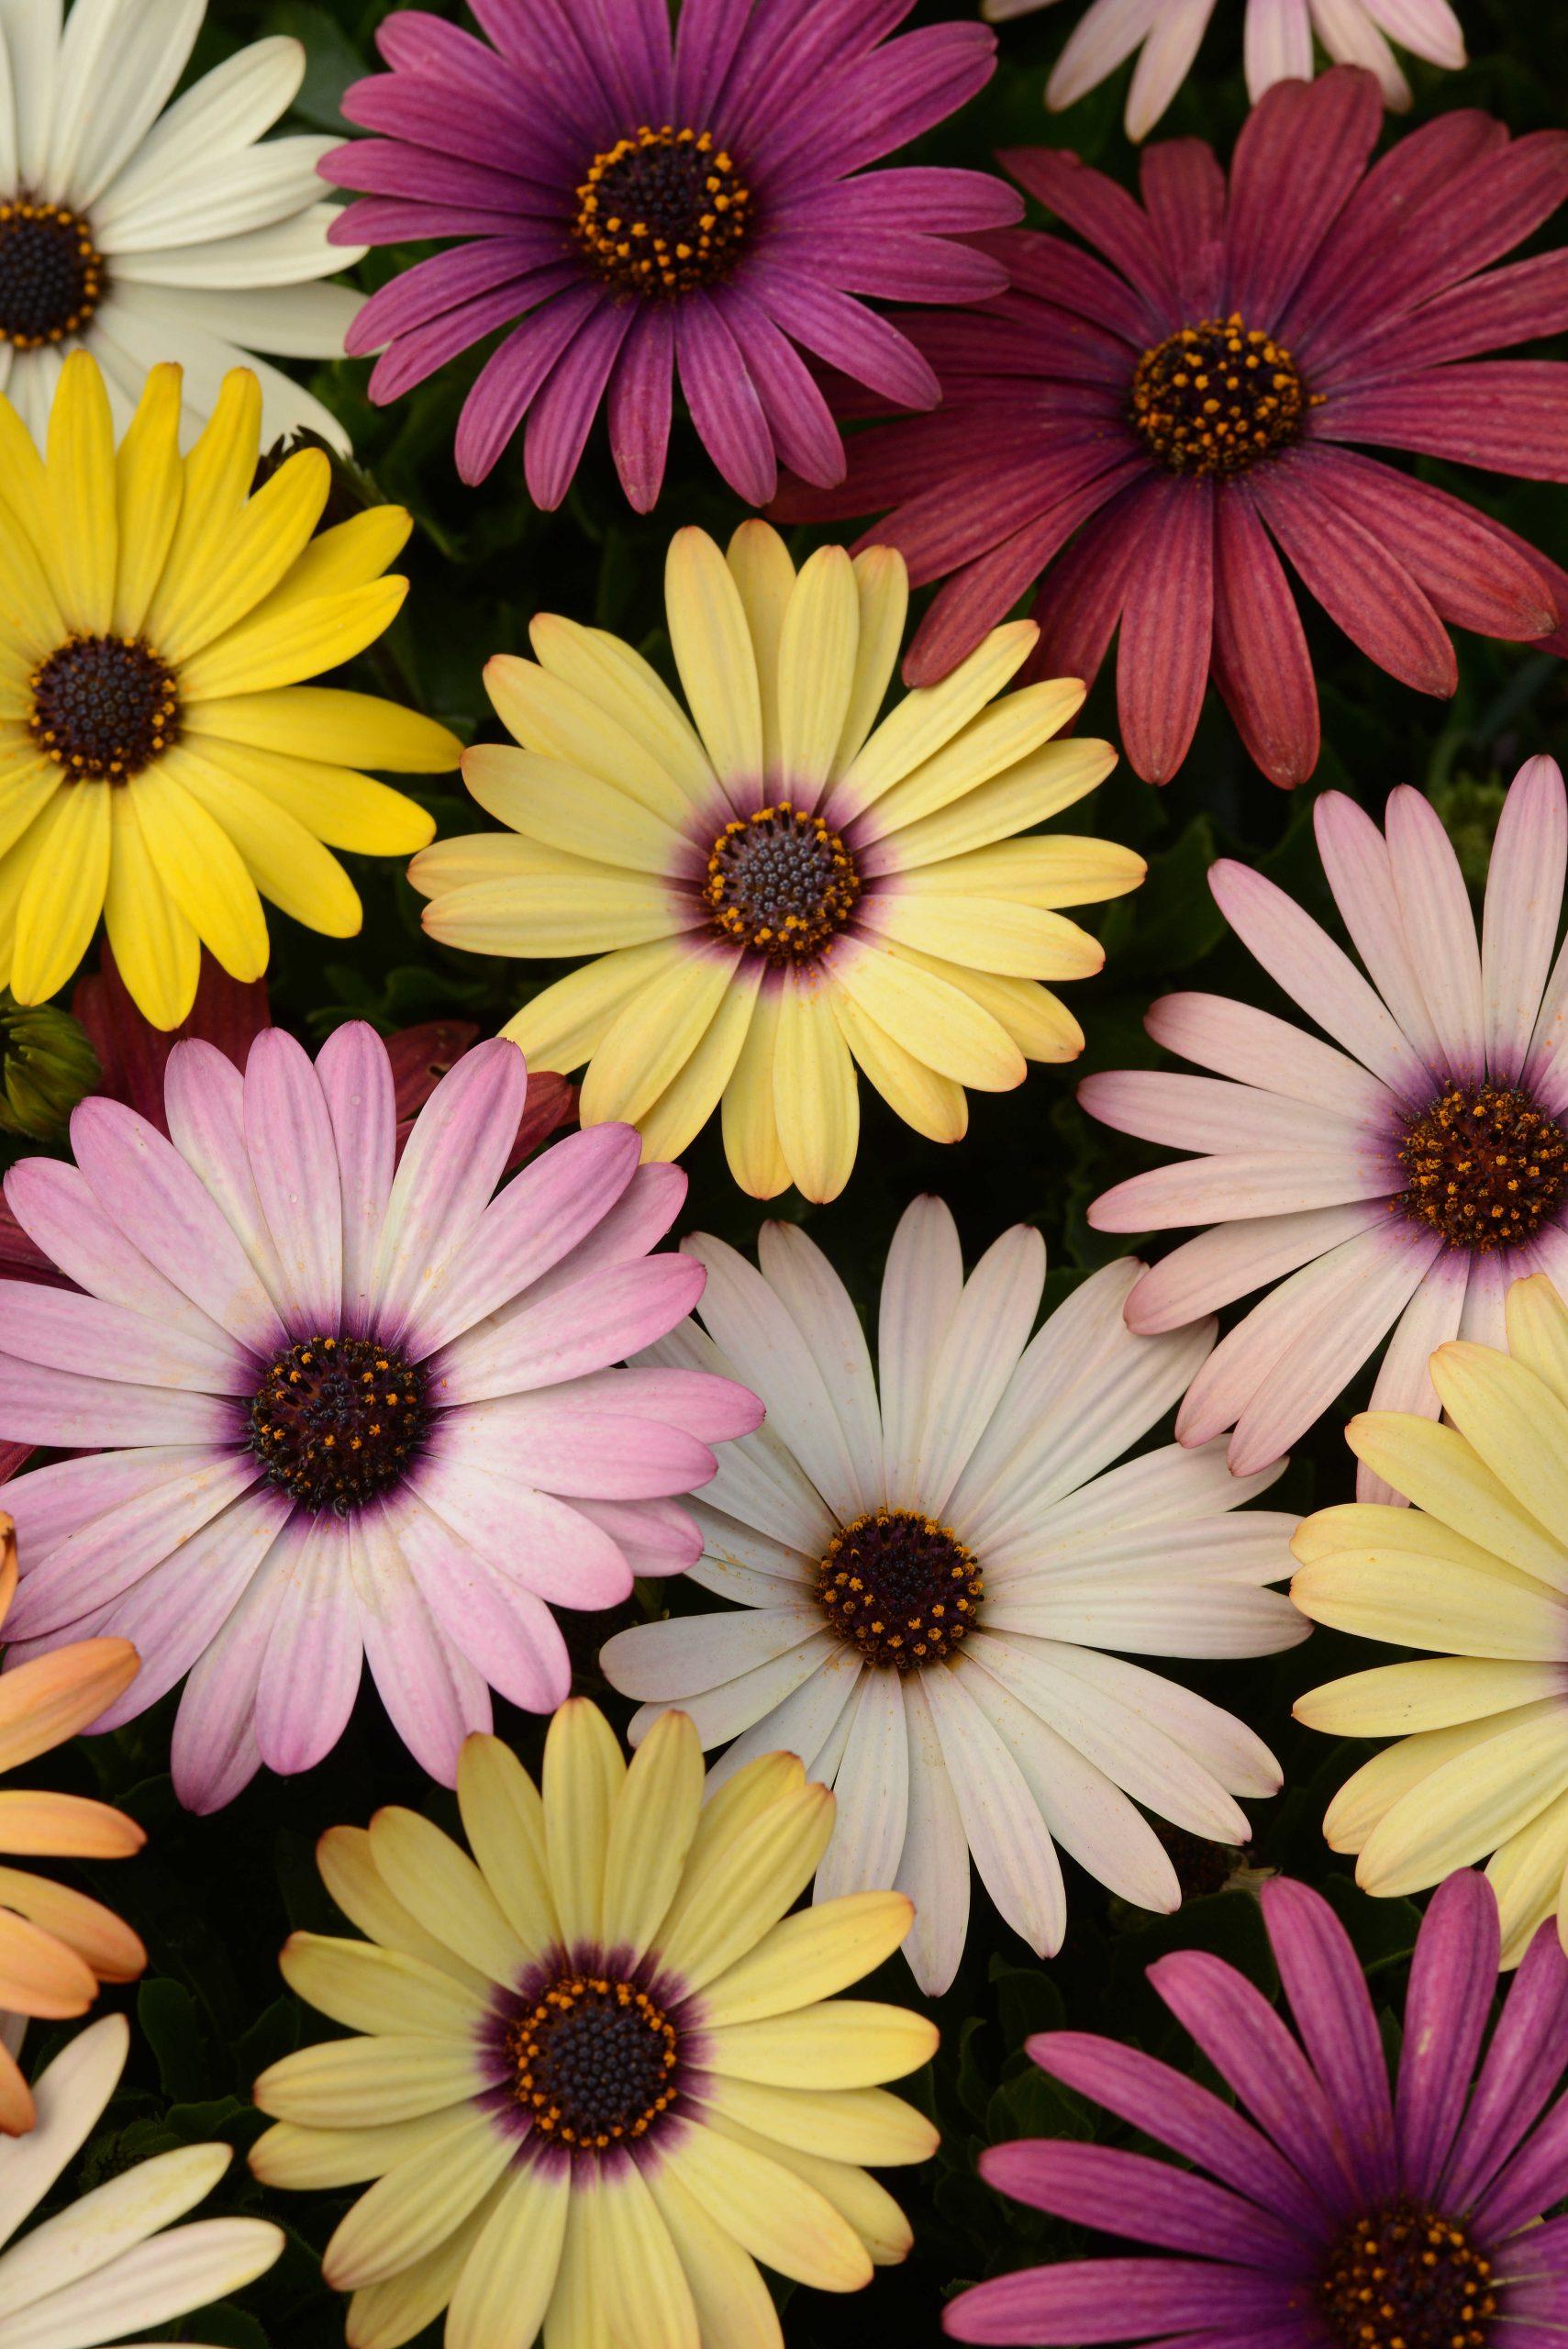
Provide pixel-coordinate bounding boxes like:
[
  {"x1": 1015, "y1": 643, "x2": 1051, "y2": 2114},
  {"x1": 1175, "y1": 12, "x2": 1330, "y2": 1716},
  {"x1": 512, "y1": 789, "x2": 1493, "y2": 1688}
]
[
  {"x1": 704, "y1": 802, "x2": 861, "y2": 962},
  {"x1": 506, "y1": 1974, "x2": 680, "y2": 2151},
  {"x1": 574, "y1": 125, "x2": 751, "y2": 297},
  {"x1": 0, "y1": 199, "x2": 103, "y2": 348},
  {"x1": 250, "y1": 1334, "x2": 427, "y2": 1515},
  {"x1": 1396, "y1": 1081, "x2": 1568, "y2": 1251},
  {"x1": 1129, "y1": 313, "x2": 1315, "y2": 476},
  {"x1": 817, "y1": 1508, "x2": 983, "y2": 1670},
  {"x1": 1319, "y1": 2199, "x2": 1496, "y2": 2349},
  {"x1": 28, "y1": 635, "x2": 180, "y2": 781}
]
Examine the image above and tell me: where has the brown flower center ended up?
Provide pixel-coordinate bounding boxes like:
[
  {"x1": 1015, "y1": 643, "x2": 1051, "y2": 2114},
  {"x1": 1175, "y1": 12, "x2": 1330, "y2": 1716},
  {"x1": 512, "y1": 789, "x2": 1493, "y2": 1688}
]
[
  {"x1": 1129, "y1": 313, "x2": 1317, "y2": 477},
  {"x1": 1396, "y1": 1081, "x2": 1568, "y2": 1251},
  {"x1": 1318, "y1": 2199, "x2": 1496, "y2": 2349},
  {"x1": 0, "y1": 199, "x2": 103, "y2": 348},
  {"x1": 506, "y1": 1974, "x2": 680, "y2": 2151},
  {"x1": 574, "y1": 126, "x2": 751, "y2": 298},
  {"x1": 28, "y1": 636, "x2": 180, "y2": 781},
  {"x1": 704, "y1": 802, "x2": 861, "y2": 962},
  {"x1": 817, "y1": 1509, "x2": 983, "y2": 1671},
  {"x1": 250, "y1": 1334, "x2": 427, "y2": 1515}
]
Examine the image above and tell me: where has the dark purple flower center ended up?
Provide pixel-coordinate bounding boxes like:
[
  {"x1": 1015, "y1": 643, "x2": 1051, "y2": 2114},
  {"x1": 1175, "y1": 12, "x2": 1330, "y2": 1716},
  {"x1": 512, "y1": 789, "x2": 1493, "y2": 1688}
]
[
  {"x1": 0, "y1": 198, "x2": 102, "y2": 348},
  {"x1": 1319, "y1": 2199, "x2": 1496, "y2": 2349},
  {"x1": 817, "y1": 1509, "x2": 983, "y2": 1671},
  {"x1": 704, "y1": 802, "x2": 861, "y2": 963},
  {"x1": 1396, "y1": 1081, "x2": 1568, "y2": 1251},
  {"x1": 506, "y1": 1973, "x2": 680, "y2": 2151},
  {"x1": 1129, "y1": 314, "x2": 1316, "y2": 477},
  {"x1": 573, "y1": 125, "x2": 751, "y2": 298},
  {"x1": 250, "y1": 1334, "x2": 428, "y2": 1515},
  {"x1": 28, "y1": 635, "x2": 180, "y2": 782}
]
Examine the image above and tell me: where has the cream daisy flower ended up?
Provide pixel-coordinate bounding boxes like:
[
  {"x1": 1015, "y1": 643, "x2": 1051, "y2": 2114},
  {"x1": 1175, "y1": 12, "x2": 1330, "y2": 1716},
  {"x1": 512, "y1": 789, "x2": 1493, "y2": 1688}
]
[
  {"x1": 1294, "y1": 1270, "x2": 1568, "y2": 1969},
  {"x1": 0, "y1": 3, "x2": 362, "y2": 446},
  {"x1": 601, "y1": 1199, "x2": 1305, "y2": 1997},
  {"x1": 0, "y1": 2011, "x2": 282, "y2": 2344},
  {"x1": 410, "y1": 520, "x2": 1138, "y2": 1203},
  {"x1": 251, "y1": 1702, "x2": 935, "y2": 2349}
]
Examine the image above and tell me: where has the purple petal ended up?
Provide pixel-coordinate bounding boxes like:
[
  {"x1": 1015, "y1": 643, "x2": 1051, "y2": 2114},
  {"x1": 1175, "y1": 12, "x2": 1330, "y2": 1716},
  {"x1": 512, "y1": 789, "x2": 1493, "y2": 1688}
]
[
  {"x1": 525, "y1": 298, "x2": 634, "y2": 511},
  {"x1": 675, "y1": 295, "x2": 776, "y2": 507},
  {"x1": 1222, "y1": 69, "x2": 1383, "y2": 325},
  {"x1": 455, "y1": 284, "x2": 606, "y2": 484},
  {"x1": 1262, "y1": 1878, "x2": 1396, "y2": 2203},
  {"x1": 3, "y1": 1158, "x2": 235, "y2": 1347},
  {"x1": 606, "y1": 306, "x2": 675, "y2": 511},
  {"x1": 91, "y1": 1490, "x2": 290, "y2": 1730},
  {"x1": 0, "y1": 1279, "x2": 246, "y2": 1394},
  {"x1": 751, "y1": 264, "x2": 939, "y2": 409},
  {"x1": 1394, "y1": 1870, "x2": 1502, "y2": 2199},
  {"x1": 941, "y1": 2257, "x2": 1299, "y2": 2345},
  {"x1": 424, "y1": 1399, "x2": 716, "y2": 1500},
  {"x1": 1441, "y1": 1920, "x2": 1568, "y2": 2211},
  {"x1": 0, "y1": 1358, "x2": 237, "y2": 1450},
  {"x1": 979, "y1": 2142, "x2": 1314, "y2": 2267}
]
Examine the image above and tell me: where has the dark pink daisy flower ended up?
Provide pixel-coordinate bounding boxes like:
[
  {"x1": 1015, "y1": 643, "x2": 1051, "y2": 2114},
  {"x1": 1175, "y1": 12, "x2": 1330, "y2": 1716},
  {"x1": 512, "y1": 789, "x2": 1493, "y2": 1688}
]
[
  {"x1": 945, "y1": 1869, "x2": 1568, "y2": 2349},
  {"x1": 774, "y1": 67, "x2": 1568, "y2": 789},
  {"x1": 321, "y1": 0, "x2": 1019, "y2": 507}
]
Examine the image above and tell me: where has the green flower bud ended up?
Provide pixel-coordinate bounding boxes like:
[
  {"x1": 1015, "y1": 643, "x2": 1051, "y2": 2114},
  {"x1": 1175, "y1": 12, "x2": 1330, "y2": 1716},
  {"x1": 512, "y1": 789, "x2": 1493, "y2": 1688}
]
[{"x1": 0, "y1": 992, "x2": 99, "y2": 1141}]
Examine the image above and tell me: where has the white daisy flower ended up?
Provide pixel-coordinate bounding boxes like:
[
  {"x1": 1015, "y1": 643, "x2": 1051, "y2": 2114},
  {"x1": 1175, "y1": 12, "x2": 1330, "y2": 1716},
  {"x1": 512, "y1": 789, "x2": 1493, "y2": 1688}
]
[
  {"x1": 602, "y1": 1198, "x2": 1307, "y2": 1996},
  {"x1": 0, "y1": 2011, "x2": 282, "y2": 2345},
  {"x1": 0, "y1": 0, "x2": 362, "y2": 445}
]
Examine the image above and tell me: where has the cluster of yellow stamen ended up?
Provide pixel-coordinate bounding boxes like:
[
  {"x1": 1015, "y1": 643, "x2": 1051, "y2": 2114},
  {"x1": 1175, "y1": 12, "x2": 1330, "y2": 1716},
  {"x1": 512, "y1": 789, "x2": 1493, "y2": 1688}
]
[
  {"x1": 0, "y1": 198, "x2": 102, "y2": 347},
  {"x1": 1318, "y1": 2200, "x2": 1496, "y2": 2349},
  {"x1": 817, "y1": 1509, "x2": 984, "y2": 1671},
  {"x1": 573, "y1": 125, "x2": 751, "y2": 298},
  {"x1": 28, "y1": 635, "x2": 180, "y2": 781},
  {"x1": 1396, "y1": 1081, "x2": 1568, "y2": 1251},
  {"x1": 506, "y1": 1974, "x2": 679, "y2": 2151},
  {"x1": 1129, "y1": 313, "x2": 1318, "y2": 476},
  {"x1": 704, "y1": 802, "x2": 861, "y2": 963},
  {"x1": 250, "y1": 1334, "x2": 426, "y2": 1515}
]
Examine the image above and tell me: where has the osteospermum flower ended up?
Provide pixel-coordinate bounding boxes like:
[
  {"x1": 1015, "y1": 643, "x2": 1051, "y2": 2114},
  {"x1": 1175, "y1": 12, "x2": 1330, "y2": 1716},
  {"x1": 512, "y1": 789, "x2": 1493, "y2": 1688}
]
[
  {"x1": 1293, "y1": 1272, "x2": 1568, "y2": 1965},
  {"x1": 0, "y1": 1511, "x2": 145, "y2": 2133},
  {"x1": 601, "y1": 1199, "x2": 1303, "y2": 1997},
  {"x1": 0, "y1": 1025, "x2": 761, "y2": 1811},
  {"x1": 250, "y1": 1702, "x2": 936, "y2": 2348},
  {"x1": 412, "y1": 521, "x2": 1136, "y2": 1202},
  {"x1": 0, "y1": 351, "x2": 459, "y2": 1030},
  {"x1": 0, "y1": 5, "x2": 361, "y2": 447},
  {"x1": 984, "y1": 0, "x2": 1465, "y2": 140},
  {"x1": 0, "y1": 2012, "x2": 281, "y2": 2339},
  {"x1": 943, "y1": 1869, "x2": 1568, "y2": 2349},
  {"x1": 1082, "y1": 756, "x2": 1568, "y2": 1494},
  {"x1": 320, "y1": 0, "x2": 1019, "y2": 506},
  {"x1": 773, "y1": 69, "x2": 1568, "y2": 787}
]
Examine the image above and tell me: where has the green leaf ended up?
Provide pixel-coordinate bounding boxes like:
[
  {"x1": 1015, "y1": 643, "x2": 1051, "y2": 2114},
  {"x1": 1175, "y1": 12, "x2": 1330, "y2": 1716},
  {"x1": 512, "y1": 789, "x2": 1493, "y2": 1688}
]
[{"x1": 137, "y1": 1978, "x2": 209, "y2": 2104}]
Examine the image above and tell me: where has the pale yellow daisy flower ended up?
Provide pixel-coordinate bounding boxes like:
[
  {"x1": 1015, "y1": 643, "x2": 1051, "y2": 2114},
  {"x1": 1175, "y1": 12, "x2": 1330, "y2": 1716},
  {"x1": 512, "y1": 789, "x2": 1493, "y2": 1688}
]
[
  {"x1": 1293, "y1": 1270, "x2": 1568, "y2": 1966},
  {"x1": 410, "y1": 520, "x2": 1138, "y2": 1202},
  {"x1": 251, "y1": 1699, "x2": 936, "y2": 2349}
]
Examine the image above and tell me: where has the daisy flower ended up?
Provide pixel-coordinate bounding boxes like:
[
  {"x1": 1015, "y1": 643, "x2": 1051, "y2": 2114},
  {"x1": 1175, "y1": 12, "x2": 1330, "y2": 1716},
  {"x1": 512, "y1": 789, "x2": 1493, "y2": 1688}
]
[
  {"x1": 1293, "y1": 1271, "x2": 1568, "y2": 1965},
  {"x1": 321, "y1": 0, "x2": 1018, "y2": 508},
  {"x1": 250, "y1": 1702, "x2": 936, "y2": 2349},
  {"x1": 0, "y1": 1024, "x2": 762, "y2": 1813},
  {"x1": 0, "y1": 4, "x2": 362, "y2": 447},
  {"x1": 1082, "y1": 757, "x2": 1568, "y2": 1496},
  {"x1": 411, "y1": 521, "x2": 1136, "y2": 1203},
  {"x1": 600, "y1": 1198, "x2": 1304, "y2": 1998},
  {"x1": 943, "y1": 1869, "x2": 1568, "y2": 2349},
  {"x1": 0, "y1": 2012, "x2": 281, "y2": 2341},
  {"x1": 0, "y1": 1510, "x2": 145, "y2": 2133},
  {"x1": 0, "y1": 350, "x2": 460, "y2": 1030},
  {"x1": 772, "y1": 68, "x2": 1568, "y2": 787},
  {"x1": 984, "y1": 0, "x2": 1466, "y2": 142}
]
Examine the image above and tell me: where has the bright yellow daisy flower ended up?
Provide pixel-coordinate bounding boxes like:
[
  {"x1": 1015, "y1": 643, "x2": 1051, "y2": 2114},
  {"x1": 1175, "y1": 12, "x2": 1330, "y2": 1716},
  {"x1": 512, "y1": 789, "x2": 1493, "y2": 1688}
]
[
  {"x1": 251, "y1": 1699, "x2": 936, "y2": 2349},
  {"x1": 0, "y1": 350, "x2": 461, "y2": 1030},
  {"x1": 1293, "y1": 1270, "x2": 1568, "y2": 1968},
  {"x1": 411, "y1": 520, "x2": 1139, "y2": 1201}
]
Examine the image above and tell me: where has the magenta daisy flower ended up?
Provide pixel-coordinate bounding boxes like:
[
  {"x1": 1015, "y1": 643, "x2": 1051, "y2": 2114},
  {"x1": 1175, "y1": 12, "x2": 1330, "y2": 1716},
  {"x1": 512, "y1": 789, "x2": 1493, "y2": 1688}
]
[
  {"x1": 0, "y1": 1025, "x2": 760, "y2": 1811},
  {"x1": 773, "y1": 67, "x2": 1568, "y2": 787},
  {"x1": 320, "y1": 0, "x2": 1020, "y2": 506},
  {"x1": 943, "y1": 1869, "x2": 1568, "y2": 2349},
  {"x1": 1081, "y1": 755, "x2": 1568, "y2": 1496}
]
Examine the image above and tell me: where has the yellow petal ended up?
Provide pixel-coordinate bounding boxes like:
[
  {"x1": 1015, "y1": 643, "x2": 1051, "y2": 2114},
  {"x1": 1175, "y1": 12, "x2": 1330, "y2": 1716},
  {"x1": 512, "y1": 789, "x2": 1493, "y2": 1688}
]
[
  {"x1": 9, "y1": 776, "x2": 109, "y2": 1005},
  {"x1": 103, "y1": 782, "x2": 199, "y2": 1030},
  {"x1": 708, "y1": 2115, "x2": 913, "y2": 2266},
  {"x1": 1356, "y1": 1699, "x2": 1568, "y2": 1897},
  {"x1": 833, "y1": 620, "x2": 1037, "y2": 819},
  {"x1": 829, "y1": 975, "x2": 973, "y2": 1143},
  {"x1": 528, "y1": 611, "x2": 717, "y2": 806},
  {"x1": 890, "y1": 835, "x2": 1144, "y2": 910},
  {"x1": 644, "y1": 2164, "x2": 782, "y2": 2349},
  {"x1": 143, "y1": 367, "x2": 263, "y2": 644},
  {"x1": 154, "y1": 448, "x2": 331, "y2": 660},
  {"x1": 455, "y1": 1732, "x2": 562, "y2": 1965},
  {"x1": 422, "y1": 872, "x2": 684, "y2": 958},
  {"x1": 776, "y1": 545, "x2": 859, "y2": 796},
  {"x1": 1295, "y1": 1656, "x2": 1568, "y2": 1736},
  {"x1": 163, "y1": 739, "x2": 361, "y2": 939},
  {"x1": 446, "y1": 2159, "x2": 570, "y2": 2349},
  {"x1": 701, "y1": 2076, "x2": 937, "y2": 2166},
  {"x1": 773, "y1": 969, "x2": 860, "y2": 1202},
  {"x1": 828, "y1": 940, "x2": 1024, "y2": 1090},
  {"x1": 1488, "y1": 1787, "x2": 1568, "y2": 1968},
  {"x1": 180, "y1": 577, "x2": 407, "y2": 700},
  {"x1": 701, "y1": 1894, "x2": 916, "y2": 2030},
  {"x1": 1291, "y1": 1500, "x2": 1498, "y2": 1569},
  {"x1": 128, "y1": 756, "x2": 271, "y2": 979},
  {"x1": 322, "y1": 2111, "x2": 513, "y2": 2292},
  {"x1": 542, "y1": 1697, "x2": 626, "y2": 1950},
  {"x1": 602, "y1": 1711, "x2": 705, "y2": 1963},
  {"x1": 504, "y1": 940, "x2": 689, "y2": 1074},
  {"x1": 863, "y1": 737, "x2": 1118, "y2": 869},
  {"x1": 1323, "y1": 1710, "x2": 1549, "y2": 1853},
  {"x1": 637, "y1": 957, "x2": 763, "y2": 1167},
  {"x1": 582, "y1": 946, "x2": 740, "y2": 1133},
  {"x1": 706, "y1": 2002, "x2": 936, "y2": 2089},
  {"x1": 667, "y1": 526, "x2": 763, "y2": 786},
  {"x1": 279, "y1": 1932, "x2": 491, "y2": 2039},
  {"x1": 830, "y1": 545, "x2": 908, "y2": 781},
  {"x1": 0, "y1": 471, "x2": 62, "y2": 658},
  {"x1": 45, "y1": 350, "x2": 116, "y2": 633},
  {"x1": 657, "y1": 1770, "x2": 833, "y2": 1992},
  {"x1": 242, "y1": 504, "x2": 412, "y2": 619},
  {"x1": 484, "y1": 653, "x2": 694, "y2": 829},
  {"x1": 317, "y1": 1824, "x2": 490, "y2": 1991},
  {"x1": 112, "y1": 362, "x2": 183, "y2": 639},
  {"x1": 720, "y1": 980, "x2": 790, "y2": 1198},
  {"x1": 1429, "y1": 1342, "x2": 1568, "y2": 1555},
  {"x1": 183, "y1": 732, "x2": 434, "y2": 854},
  {"x1": 665, "y1": 2120, "x2": 872, "y2": 2293},
  {"x1": 1346, "y1": 1412, "x2": 1568, "y2": 1592},
  {"x1": 857, "y1": 677, "x2": 1085, "y2": 838},
  {"x1": 367, "y1": 1806, "x2": 527, "y2": 1987},
  {"x1": 254, "y1": 2034, "x2": 484, "y2": 2128},
  {"x1": 1506, "y1": 1273, "x2": 1568, "y2": 1408},
  {"x1": 345, "y1": 2174, "x2": 511, "y2": 2348},
  {"x1": 595, "y1": 2155, "x2": 701, "y2": 2349},
  {"x1": 867, "y1": 892, "x2": 1104, "y2": 980},
  {"x1": 187, "y1": 684, "x2": 460, "y2": 773},
  {"x1": 462, "y1": 742, "x2": 689, "y2": 872},
  {"x1": 250, "y1": 2107, "x2": 476, "y2": 2191},
  {"x1": 726, "y1": 519, "x2": 795, "y2": 782},
  {"x1": 1290, "y1": 1550, "x2": 1568, "y2": 1660},
  {"x1": 0, "y1": 759, "x2": 61, "y2": 862}
]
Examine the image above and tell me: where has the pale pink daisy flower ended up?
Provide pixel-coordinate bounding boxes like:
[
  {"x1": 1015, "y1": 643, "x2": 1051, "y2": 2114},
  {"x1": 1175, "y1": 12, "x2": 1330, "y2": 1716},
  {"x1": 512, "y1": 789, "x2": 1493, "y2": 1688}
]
[
  {"x1": 1082, "y1": 755, "x2": 1568, "y2": 1500},
  {"x1": 986, "y1": 0, "x2": 1465, "y2": 140},
  {"x1": 601, "y1": 1197, "x2": 1303, "y2": 1996},
  {"x1": 0, "y1": 1025, "x2": 760, "y2": 1811}
]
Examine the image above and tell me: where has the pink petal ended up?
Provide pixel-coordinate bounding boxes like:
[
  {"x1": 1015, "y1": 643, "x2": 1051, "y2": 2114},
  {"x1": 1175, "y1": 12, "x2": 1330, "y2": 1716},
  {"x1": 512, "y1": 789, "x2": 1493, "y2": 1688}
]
[
  {"x1": 425, "y1": 1399, "x2": 716, "y2": 1500},
  {"x1": 5, "y1": 1450, "x2": 264, "y2": 1641},
  {"x1": 317, "y1": 1023, "x2": 397, "y2": 1341},
  {"x1": 163, "y1": 1041, "x2": 291, "y2": 1324},
  {"x1": 1143, "y1": 990, "x2": 1398, "y2": 1122},
  {"x1": 0, "y1": 1279, "x2": 249, "y2": 1394},
  {"x1": 411, "y1": 1451, "x2": 634, "y2": 1609},
  {"x1": 243, "y1": 1030, "x2": 345, "y2": 1335},
  {"x1": 0, "y1": 1357, "x2": 237, "y2": 1450},
  {"x1": 372, "y1": 1037, "x2": 528, "y2": 1346},
  {"x1": 1483, "y1": 757, "x2": 1568, "y2": 1083},
  {"x1": 433, "y1": 1255, "x2": 706, "y2": 1403},
  {"x1": 350, "y1": 1502, "x2": 492, "y2": 1784},
  {"x1": 254, "y1": 1513, "x2": 362, "y2": 1777},
  {"x1": 1384, "y1": 785, "x2": 1485, "y2": 1081},
  {"x1": 4, "y1": 1159, "x2": 236, "y2": 1346},
  {"x1": 1125, "y1": 1201, "x2": 1389, "y2": 1333},
  {"x1": 395, "y1": 1489, "x2": 571, "y2": 1714}
]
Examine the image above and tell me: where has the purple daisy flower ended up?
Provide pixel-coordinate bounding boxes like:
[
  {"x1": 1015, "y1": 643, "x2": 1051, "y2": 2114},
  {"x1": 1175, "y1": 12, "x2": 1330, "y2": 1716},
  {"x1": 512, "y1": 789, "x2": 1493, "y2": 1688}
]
[
  {"x1": 944, "y1": 1869, "x2": 1568, "y2": 2349},
  {"x1": 321, "y1": 0, "x2": 1019, "y2": 505},
  {"x1": 0, "y1": 1025, "x2": 761, "y2": 1812}
]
